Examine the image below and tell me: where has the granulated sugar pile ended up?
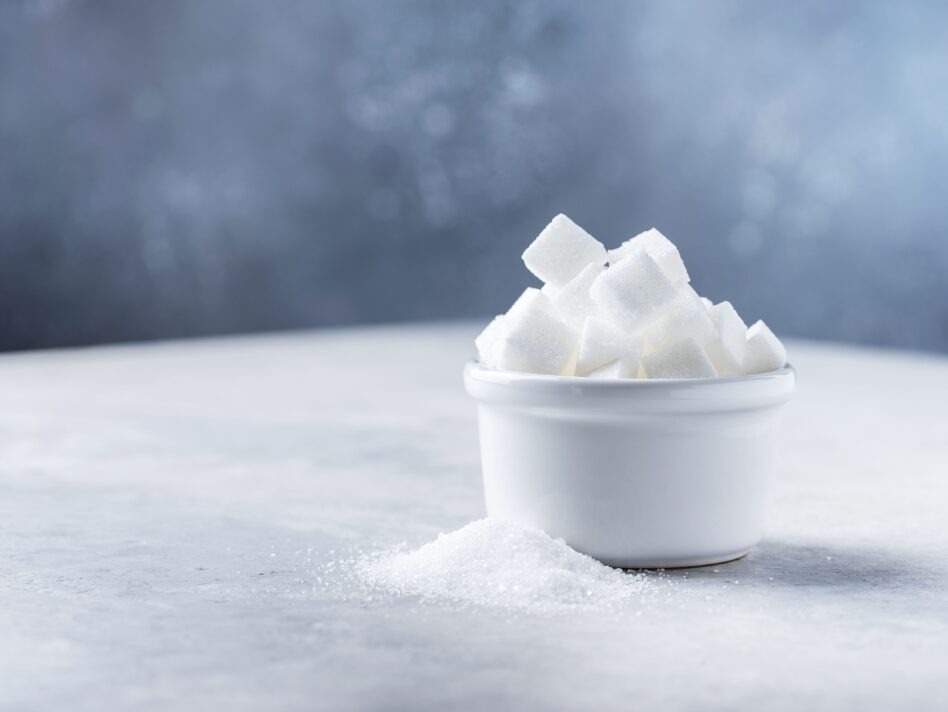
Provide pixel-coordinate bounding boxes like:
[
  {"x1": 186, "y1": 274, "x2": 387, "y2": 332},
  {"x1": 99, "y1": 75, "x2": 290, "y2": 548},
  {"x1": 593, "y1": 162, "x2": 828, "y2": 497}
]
[{"x1": 355, "y1": 518, "x2": 658, "y2": 615}]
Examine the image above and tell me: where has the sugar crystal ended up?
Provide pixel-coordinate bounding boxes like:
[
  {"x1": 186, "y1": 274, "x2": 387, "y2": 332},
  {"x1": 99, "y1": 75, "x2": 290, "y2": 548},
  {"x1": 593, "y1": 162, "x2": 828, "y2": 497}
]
[{"x1": 357, "y1": 518, "x2": 653, "y2": 615}]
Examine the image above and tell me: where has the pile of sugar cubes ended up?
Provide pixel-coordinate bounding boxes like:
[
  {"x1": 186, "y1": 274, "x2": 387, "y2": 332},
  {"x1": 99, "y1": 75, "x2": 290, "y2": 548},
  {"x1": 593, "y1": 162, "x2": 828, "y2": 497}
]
[{"x1": 475, "y1": 214, "x2": 786, "y2": 379}]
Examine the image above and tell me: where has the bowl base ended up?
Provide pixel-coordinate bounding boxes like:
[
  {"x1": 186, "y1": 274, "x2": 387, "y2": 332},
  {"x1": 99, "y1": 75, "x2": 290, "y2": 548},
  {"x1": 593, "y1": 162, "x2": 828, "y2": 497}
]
[{"x1": 602, "y1": 548, "x2": 751, "y2": 570}]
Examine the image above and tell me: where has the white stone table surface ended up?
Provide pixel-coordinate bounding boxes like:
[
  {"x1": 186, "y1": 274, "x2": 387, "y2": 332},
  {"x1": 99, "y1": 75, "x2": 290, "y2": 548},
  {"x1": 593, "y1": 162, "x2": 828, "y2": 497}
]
[{"x1": 1, "y1": 322, "x2": 947, "y2": 711}]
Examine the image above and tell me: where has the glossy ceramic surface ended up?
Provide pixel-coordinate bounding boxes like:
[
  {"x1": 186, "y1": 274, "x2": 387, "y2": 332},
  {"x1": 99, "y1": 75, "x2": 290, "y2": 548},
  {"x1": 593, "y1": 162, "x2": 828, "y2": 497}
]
[{"x1": 464, "y1": 362, "x2": 796, "y2": 568}]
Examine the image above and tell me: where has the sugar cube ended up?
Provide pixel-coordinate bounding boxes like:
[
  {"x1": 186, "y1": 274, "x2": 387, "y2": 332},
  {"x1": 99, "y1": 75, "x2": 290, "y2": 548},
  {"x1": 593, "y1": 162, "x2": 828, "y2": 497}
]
[
  {"x1": 540, "y1": 282, "x2": 560, "y2": 299},
  {"x1": 587, "y1": 359, "x2": 637, "y2": 379},
  {"x1": 704, "y1": 301, "x2": 748, "y2": 376},
  {"x1": 521, "y1": 214, "x2": 607, "y2": 286},
  {"x1": 475, "y1": 315, "x2": 507, "y2": 368},
  {"x1": 507, "y1": 286, "x2": 556, "y2": 316},
  {"x1": 642, "y1": 337, "x2": 718, "y2": 379},
  {"x1": 644, "y1": 285, "x2": 717, "y2": 352},
  {"x1": 607, "y1": 228, "x2": 690, "y2": 285},
  {"x1": 743, "y1": 320, "x2": 786, "y2": 374},
  {"x1": 551, "y1": 263, "x2": 605, "y2": 329},
  {"x1": 590, "y1": 250, "x2": 678, "y2": 330},
  {"x1": 477, "y1": 218, "x2": 787, "y2": 381},
  {"x1": 495, "y1": 288, "x2": 578, "y2": 375},
  {"x1": 575, "y1": 316, "x2": 644, "y2": 376}
]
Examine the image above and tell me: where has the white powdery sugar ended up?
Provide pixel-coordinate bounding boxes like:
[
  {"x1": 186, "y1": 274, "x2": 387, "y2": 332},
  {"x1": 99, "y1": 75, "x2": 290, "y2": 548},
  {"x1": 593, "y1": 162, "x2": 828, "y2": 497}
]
[{"x1": 356, "y1": 518, "x2": 655, "y2": 615}]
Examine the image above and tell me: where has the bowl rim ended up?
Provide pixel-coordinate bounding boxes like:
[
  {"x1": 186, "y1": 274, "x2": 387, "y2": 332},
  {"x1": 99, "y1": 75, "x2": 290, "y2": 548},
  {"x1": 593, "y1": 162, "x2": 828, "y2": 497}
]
[
  {"x1": 465, "y1": 359, "x2": 794, "y2": 387},
  {"x1": 464, "y1": 360, "x2": 796, "y2": 412}
]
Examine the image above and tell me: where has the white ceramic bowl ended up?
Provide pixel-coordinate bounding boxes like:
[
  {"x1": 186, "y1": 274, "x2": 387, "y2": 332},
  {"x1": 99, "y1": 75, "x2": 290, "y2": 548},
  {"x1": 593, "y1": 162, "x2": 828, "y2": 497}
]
[{"x1": 463, "y1": 361, "x2": 796, "y2": 568}]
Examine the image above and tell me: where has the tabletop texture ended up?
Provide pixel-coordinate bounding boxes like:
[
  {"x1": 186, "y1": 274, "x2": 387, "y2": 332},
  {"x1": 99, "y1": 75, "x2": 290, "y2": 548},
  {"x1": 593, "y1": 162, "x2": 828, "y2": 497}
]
[{"x1": 1, "y1": 323, "x2": 947, "y2": 711}]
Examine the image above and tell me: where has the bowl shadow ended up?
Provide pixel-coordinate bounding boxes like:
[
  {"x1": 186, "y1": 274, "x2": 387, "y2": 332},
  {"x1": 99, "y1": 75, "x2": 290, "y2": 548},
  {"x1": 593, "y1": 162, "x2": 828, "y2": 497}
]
[{"x1": 650, "y1": 539, "x2": 940, "y2": 591}]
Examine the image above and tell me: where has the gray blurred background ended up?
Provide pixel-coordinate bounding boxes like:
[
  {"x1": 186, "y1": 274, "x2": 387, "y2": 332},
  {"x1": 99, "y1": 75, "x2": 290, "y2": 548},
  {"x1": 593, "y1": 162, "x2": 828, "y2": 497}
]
[{"x1": 2, "y1": 0, "x2": 947, "y2": 353}]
